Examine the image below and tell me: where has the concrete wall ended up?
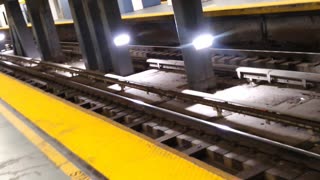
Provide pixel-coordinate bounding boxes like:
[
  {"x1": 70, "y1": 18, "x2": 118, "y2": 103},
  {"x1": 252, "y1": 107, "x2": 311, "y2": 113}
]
[
  {"x1": 47, "y1": 10, "x2": 320, "y2": 53},
  {"x1": 126, "y1": 11, "x2": 320, "y2": 52}
]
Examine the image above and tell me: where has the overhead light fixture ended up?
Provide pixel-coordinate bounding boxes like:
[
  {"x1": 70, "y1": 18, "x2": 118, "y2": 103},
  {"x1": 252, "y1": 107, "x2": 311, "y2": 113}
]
[
  {"x1": 0, "y1": 33, "x2": 5, "y2": 41},
  {"x1": 192, "y1": 34, "x2": 214, "y2": 50},
  {"x1": 113, "y1": 34, "x2": 130, "y2": 47}
]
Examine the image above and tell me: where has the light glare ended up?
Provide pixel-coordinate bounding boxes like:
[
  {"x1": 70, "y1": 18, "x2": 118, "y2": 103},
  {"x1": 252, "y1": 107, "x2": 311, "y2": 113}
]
[
  {"x1": 114, "y1": 34, "x2": 130, "y2": 47},
  {"x1": 192, "y1": 34, "x2": 214, "y2": 50},
  {"x1": 132, "y1": 99, "x2": 145, "y2": 105},
  {"x1": 0, "y1": 33, "x2": 5, "y2": 41}
]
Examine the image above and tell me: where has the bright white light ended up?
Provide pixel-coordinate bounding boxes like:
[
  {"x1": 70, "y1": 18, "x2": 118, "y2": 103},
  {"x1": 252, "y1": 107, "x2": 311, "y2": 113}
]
[
  {"x1": 0, "y1": 33, "x2": 5, "y2": 41},
  {"x1": 192, "y1": 34, "x2": 214, "y2": 50},
  {"x1": 113, "y1": 34, "x2": 130, "y2": 47}
]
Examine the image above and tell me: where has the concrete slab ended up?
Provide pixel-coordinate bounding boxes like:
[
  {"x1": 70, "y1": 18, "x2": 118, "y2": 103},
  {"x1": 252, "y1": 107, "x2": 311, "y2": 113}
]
[
  {"x1": 125, "y1": 70, "x2": 320, "y2": 122},
  {"x1": 218, "y1": 113, "x2": 317, "y2": 146},
  {"x1": 122, "y1": 69, "x2": 320, "y2": 146},
  {"x1": 212, "y1": 84, "x2": 320, "y2": 122},
  {"x1": 158, "y1": 99, "x2": 316, "y2": 146},
  {"x1": 125, "y1": 69, "x2": 188, "y2": 91}
]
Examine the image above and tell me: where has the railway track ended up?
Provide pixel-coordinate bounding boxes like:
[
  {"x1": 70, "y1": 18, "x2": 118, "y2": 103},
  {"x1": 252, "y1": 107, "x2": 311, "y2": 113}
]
[
  {"x1": 1, "y1": 53, "x2": 320, "y2": 179},
  {"x1": 60, "y1": 42, "x2": 320, "y2": 74},
  {"x1": 1, "y1": 54, "x2": 319, "y2": 131}
]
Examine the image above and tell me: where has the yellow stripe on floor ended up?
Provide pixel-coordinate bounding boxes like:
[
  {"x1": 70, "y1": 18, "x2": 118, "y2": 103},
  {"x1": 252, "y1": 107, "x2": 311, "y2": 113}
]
[
  {"x1": 0, "y1": 102, "x2": 89, "y2": 180},
  {"x1": 0, "y1": 72, "x2": 236, "y2": 180}
]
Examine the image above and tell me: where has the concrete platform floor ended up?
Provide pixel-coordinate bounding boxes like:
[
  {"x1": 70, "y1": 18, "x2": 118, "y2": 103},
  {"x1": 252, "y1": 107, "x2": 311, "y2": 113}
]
[{"x1": 0, "y1": 102, "x2": 69, "y2": 180}]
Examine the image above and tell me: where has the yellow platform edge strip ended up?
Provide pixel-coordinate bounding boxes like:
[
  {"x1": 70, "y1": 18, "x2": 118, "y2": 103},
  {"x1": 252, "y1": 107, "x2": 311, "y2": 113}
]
[
  {"x1": 0, "y1": 0, "x2": 319, "y2": 30},
  {"x1": 0, "y1": 102, "x2": 89, "y2": 180},
  {"x1": 0, "y1": 72, "x2": 237, "y2": 180}
]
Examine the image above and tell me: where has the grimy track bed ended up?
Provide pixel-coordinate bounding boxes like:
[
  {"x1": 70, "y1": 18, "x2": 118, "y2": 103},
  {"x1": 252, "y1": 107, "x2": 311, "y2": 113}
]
[
  {"x1": 61, "y1": 42, "x2": 320, "y2": 74},
  {"x1": 1, "y1": 54, "x2": 320, "y2": 179}
]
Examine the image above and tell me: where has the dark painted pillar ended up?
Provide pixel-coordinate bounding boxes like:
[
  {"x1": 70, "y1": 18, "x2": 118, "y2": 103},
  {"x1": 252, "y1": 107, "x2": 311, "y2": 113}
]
[
  {"x1": 172, "y1": 0, "x2": 216, "y2": 91},
  {"x1": 4, "y1": 0, "x2": 39, "y2": 58},
  {"x1": 10, "y1": 28, "x2": 24, "y2": 56},
  {"x1": 82, "y1": 0, "x2": 113, "y2": 72},
  {"x1": 98, "y1": 0, "x2": 134, "y2": 76},
  {"x1": 25, "y1": 0, "x2": 64, "y2": 62},
  {"x1": 68, "y1": 0, "x2": 133, "y2": 75},
  {"x1": 68, "y1": 0, "x2": 99, "y2": 70}
]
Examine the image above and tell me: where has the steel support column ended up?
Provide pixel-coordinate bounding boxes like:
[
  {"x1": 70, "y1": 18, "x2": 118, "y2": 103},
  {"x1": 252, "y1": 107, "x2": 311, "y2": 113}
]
[
  {"x1": 81, "y1": 0, "x2": 113, "y2": 72},
  {"x1": 4, "y1": 0, "x2": 39, "y2": 58},
  {"x1": 172, "y1": 0, "x2": 216, "y2": 91},
  {"x1": 68, "y1": 0, "x2": 99, "y2": 70},
  {"x1": 10, "y1": 28, "x2": 24, "y2": 56},
  {"x1": 68, "y1": 0, "x2": 133, "y2": 75},
  {"x1": 98, "y1": 0, "x2": 134, "y2": 76},
  {"x1": 25, "y1": 0, "x2": 64, "y2": 62}
]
